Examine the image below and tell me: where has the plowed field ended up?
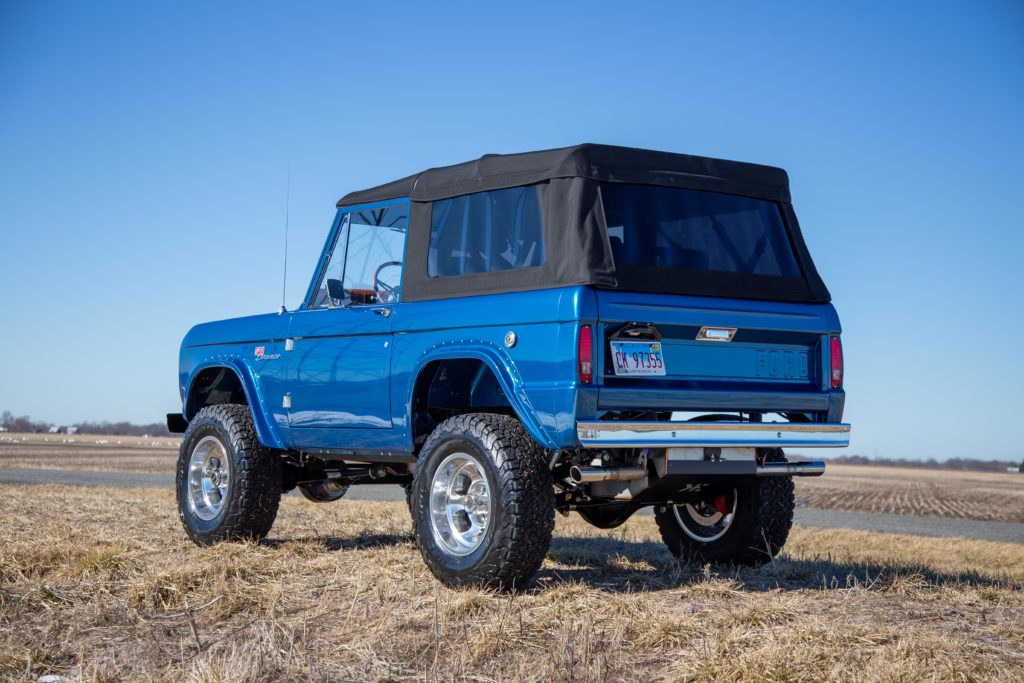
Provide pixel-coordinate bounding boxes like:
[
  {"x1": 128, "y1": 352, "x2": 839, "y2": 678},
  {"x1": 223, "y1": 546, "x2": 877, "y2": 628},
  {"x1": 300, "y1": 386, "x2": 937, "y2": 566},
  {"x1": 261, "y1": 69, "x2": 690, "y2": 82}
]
[{"x1": 794, "y1": 464, "x2": 1024, "y2": 523}]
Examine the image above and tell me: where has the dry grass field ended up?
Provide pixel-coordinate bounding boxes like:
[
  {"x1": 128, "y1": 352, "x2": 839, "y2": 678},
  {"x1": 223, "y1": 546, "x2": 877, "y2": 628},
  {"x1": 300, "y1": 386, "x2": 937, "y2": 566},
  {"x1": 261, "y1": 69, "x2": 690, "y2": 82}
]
[
  {"x1": 1, "y1": 483, "x2": 1023, "y2": 682},
  {"x1": 4, "y1": 436, "x2": 1022, "y2": 523}
]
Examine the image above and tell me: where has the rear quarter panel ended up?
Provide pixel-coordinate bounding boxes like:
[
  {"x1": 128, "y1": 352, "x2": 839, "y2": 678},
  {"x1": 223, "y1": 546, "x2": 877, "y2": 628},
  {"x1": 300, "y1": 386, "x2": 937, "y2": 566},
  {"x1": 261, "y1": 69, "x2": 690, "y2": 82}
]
[{"x1": 391, "y1": 286, "x2": 597, "y2": 450}]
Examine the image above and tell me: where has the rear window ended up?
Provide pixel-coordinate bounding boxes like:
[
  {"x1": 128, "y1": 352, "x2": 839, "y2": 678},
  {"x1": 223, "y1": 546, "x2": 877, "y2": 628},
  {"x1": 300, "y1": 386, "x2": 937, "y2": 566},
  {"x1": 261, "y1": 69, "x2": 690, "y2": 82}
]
[
  {"x1": 600, "y1": 183, "x2": 801, "y2": 278},
  {"x1": 428, "y1": 186, "x2": 545, "y2": 277}
]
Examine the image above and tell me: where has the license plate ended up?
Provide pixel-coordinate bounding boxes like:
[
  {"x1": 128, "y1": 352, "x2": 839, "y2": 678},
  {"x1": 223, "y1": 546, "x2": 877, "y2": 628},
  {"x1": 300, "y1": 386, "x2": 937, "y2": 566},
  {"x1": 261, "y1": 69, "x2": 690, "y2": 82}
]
[{"x1": 610, "y1": 341, "x2": 667, "y2": 376}]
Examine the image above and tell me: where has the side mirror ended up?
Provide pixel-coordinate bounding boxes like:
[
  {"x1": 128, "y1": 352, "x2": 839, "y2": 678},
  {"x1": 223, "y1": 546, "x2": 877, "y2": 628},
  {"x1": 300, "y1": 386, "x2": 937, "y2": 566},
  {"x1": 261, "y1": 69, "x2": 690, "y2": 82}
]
[{"x1": 326, "y1": 278, "x2": 345, "y2": 303}]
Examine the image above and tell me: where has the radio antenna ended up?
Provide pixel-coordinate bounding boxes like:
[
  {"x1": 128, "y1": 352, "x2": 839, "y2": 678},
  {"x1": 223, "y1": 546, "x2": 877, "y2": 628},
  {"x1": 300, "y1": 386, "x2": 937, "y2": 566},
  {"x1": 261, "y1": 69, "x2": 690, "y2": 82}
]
[{"x1": 279, "y1": 162, "x2": 291, "y2": 314}]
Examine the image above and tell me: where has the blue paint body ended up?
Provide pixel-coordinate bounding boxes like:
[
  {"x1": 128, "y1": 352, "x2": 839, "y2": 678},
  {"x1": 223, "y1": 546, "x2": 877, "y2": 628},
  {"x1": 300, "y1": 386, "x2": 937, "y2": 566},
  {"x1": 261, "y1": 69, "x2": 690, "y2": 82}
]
[{"x1": 178, "y1": 199, "x2": 845, "y2": 456}]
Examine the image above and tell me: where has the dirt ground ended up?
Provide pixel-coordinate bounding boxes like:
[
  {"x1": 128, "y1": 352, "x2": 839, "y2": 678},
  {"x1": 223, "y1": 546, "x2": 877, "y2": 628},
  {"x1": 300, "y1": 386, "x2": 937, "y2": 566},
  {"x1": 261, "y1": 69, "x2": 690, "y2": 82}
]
[
  {"x1": 1, "y1": 483, "x2": 1022, "y2": 682},
  {"x1": 4, "y1": 436, "x2": 1022, "y2": 522}
]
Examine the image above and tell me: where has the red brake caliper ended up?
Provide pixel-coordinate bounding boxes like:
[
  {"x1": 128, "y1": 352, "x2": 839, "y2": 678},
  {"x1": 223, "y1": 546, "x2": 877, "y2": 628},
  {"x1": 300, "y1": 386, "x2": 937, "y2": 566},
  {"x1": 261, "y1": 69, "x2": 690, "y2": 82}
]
[{"x1": 713, "y1": 494, "x2": 730, "y2": 516}]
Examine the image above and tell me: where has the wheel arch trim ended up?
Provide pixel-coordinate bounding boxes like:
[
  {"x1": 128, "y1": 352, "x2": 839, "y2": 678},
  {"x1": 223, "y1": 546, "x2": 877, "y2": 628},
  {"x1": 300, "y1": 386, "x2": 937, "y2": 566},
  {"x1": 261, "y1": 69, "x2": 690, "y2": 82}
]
[
  {"x1": 183, "y1": 360, "x2": 286, "y2": 449},
  {"x1": 407, "y1": 341, "x2": 557, "y2": 450}
]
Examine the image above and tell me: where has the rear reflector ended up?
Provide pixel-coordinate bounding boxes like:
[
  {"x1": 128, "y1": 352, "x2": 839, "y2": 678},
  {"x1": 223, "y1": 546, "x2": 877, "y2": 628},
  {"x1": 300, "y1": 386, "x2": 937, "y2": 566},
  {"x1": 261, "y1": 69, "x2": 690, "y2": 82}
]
[
  {"x1": 829, "y1": 336, "x2": 843, "y2": 389},
  {"x1": 579, "y1": 324, "x2": 593, "y2": 384}
]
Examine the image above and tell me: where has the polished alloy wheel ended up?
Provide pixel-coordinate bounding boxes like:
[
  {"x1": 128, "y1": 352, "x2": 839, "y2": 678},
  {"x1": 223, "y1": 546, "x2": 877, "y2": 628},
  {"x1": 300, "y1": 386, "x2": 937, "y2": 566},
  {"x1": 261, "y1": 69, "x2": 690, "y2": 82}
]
[
  {"x1": 673, "y1": 490, "x2": 737, "y2": 543},
  {"x1": 429, "y1": 452, "x2": 491, "y2": 556},
  {"x1": 188, "y1": 435, "x2": 230, "y2": 521}
]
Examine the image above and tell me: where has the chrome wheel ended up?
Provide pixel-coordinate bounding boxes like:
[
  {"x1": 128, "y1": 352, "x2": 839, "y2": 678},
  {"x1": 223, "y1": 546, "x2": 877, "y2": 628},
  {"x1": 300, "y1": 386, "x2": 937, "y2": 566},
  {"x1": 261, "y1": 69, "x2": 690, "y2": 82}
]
[
  {"x1": 673, "y1": 490, "x2": 737, "y2": 543},
  {"x1": 429, "y1": 452, "x2": 491, "y2": 557},
  {"x1": 188, "y1": 435, "x2": 231, "y2": 521}
]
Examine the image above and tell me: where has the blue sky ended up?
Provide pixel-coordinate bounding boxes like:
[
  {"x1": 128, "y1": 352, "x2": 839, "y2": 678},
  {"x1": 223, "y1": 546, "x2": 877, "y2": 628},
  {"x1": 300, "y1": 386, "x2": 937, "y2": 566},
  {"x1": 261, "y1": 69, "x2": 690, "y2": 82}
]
[{"x1": 1, "y1": 1, "x2": 1021, "y2": 460}]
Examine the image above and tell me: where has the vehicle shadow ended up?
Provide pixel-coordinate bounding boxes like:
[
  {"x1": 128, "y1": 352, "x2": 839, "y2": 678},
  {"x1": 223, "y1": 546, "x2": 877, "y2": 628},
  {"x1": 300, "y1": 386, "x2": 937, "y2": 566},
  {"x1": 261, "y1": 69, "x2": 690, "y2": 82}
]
[
  {"x1": 538, "y1": 534, "x2": 1022, "y2": 594},
  {"x1": 265, "y1": 532, "x2": 1019, "y2": 595}
]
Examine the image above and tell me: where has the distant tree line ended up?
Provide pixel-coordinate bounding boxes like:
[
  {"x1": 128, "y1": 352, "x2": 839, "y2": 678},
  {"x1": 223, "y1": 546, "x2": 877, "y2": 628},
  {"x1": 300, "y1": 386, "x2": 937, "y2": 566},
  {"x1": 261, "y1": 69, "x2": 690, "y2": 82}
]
[
  {"x1": 826, "y1": 454, "x2": 1022, "y2": 473},
  {"x1": 1, "y1": 411, "x2": 172, "y2": 437}
]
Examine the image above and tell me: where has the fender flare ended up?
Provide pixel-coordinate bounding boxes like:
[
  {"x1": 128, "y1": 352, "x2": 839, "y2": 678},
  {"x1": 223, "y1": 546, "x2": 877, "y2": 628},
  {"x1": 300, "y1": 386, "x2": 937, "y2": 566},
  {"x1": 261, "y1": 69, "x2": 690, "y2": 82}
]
[
  {"x1": 183, "y1": 359, "x2": 286, "y2": 450},
  {"x1": 407, "y1": 340, "x2": 557, "y2": 450}
]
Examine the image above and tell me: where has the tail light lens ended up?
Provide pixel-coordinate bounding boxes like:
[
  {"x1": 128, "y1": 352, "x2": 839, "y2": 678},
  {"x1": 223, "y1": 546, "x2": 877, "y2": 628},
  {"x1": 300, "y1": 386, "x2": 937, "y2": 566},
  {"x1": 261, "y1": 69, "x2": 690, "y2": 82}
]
[
  {"x1": 829, "y1": 335, "x2": 844, "y2": 389},
  {"x1": 578, "y1": 324, "x2": 593, "y2": 384}
]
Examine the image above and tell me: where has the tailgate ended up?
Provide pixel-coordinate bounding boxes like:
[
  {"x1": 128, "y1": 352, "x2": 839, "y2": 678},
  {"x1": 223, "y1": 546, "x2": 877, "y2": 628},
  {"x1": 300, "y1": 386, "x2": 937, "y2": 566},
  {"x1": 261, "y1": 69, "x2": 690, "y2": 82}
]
[{"x1": 596, "y1": 290, "x2": 840, "y2": 412}]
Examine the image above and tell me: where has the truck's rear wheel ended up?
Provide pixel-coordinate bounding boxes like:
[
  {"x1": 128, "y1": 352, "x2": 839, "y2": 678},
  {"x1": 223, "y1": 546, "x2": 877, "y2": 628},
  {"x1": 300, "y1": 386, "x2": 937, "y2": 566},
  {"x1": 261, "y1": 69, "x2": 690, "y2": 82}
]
[
  {"x1": 176, "y1": 404, "x2": 282, "y2": 545},
  {"x1": 655, "y1": 449, "x2": 794, "y2": 565},
  {"x1": 411, "y1": 413, "x2": 555, "y2": 589}
]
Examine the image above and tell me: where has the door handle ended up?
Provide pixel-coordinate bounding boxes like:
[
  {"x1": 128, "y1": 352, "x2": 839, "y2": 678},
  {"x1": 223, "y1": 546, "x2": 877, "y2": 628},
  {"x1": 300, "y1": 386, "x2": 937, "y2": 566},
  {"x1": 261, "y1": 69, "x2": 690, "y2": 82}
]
[{"x1": 373, "y1": 308, "x2": 392, "y2": 317}]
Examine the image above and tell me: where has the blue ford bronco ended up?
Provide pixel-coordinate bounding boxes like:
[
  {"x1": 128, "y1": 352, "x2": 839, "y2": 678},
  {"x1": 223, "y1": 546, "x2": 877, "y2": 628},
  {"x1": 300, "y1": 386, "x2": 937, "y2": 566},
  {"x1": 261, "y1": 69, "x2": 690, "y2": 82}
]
[{"x1": 169, "y1": 144, "x2": 849, "y2": 588}]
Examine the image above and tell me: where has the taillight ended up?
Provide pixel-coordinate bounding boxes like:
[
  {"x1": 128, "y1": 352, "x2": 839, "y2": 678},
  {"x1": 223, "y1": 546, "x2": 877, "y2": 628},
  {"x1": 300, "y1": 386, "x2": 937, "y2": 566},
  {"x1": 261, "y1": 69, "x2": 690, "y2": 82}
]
[
  {"x1": 829, "y1": 335, "x2": 843, "y2": 389},
  {"x1": 578, "y1": 324, "x2": 593, "y2": 384}
]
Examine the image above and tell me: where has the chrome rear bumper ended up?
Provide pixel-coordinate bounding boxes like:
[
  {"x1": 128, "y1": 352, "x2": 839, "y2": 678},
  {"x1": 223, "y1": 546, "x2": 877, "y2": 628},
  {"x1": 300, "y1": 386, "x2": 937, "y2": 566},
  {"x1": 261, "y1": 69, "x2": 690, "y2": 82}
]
[{"x1": 576, "y1": 421, "x2": 850, "y2": 448}]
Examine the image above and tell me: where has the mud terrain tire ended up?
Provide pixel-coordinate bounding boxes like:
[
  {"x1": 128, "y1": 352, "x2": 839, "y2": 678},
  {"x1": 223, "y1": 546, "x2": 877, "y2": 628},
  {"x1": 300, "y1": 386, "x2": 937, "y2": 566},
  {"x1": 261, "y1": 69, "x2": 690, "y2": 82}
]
[
  {"x1": 176, "y1": 404, "x2": 282, "y2": 545},
  {"x1": 411, "y1": 413, "x2": 555, "y2": 590},
  {"x1": 655, "y1": 449, "x2": 794, "y2": 565}
]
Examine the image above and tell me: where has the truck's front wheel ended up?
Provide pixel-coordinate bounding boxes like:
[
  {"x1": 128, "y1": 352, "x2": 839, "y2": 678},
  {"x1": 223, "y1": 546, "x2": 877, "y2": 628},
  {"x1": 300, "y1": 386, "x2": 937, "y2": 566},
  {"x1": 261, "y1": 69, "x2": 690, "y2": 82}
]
[
  {"x1": 655, "y1": 449, "x2": 795, "y2": 565},
  {"x1": 411, "y1": 413, "x2": 555, "y2": 589},
  {"x1": 176, "y1": 404, "x2": 282, "y2": 545}
]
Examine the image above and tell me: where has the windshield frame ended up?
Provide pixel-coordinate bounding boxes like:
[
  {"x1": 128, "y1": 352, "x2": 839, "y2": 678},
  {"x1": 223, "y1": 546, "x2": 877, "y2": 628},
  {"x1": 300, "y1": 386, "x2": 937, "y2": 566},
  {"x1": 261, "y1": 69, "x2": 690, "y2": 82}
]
[{"x1": 302, "y1": 198, "x2": 411, "y2": 310}]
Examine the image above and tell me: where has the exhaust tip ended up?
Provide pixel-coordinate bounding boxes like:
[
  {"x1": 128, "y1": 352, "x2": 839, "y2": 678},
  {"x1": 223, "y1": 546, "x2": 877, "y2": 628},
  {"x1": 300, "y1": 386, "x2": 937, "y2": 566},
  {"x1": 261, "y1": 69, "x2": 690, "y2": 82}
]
[
  {"x1": 757, "y1": 461, "x2": 826, "y2": 477},
  {"x1": 569, "y1": 465, "x2": 647, "y2": 483}
]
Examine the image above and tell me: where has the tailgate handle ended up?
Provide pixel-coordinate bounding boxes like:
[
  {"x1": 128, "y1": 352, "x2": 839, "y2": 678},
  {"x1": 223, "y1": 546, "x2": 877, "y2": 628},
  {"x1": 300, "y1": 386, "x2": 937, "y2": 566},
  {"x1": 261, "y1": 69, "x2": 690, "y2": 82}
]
[{"x1": 609, "y1": 322, "x2": 662, "y2": 341}]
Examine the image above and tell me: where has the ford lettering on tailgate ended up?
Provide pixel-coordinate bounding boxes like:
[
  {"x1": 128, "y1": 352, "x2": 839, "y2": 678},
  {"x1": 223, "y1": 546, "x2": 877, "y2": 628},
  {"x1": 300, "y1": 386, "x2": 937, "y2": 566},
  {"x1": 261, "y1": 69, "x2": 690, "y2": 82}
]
[{"x1": 756, "y1": 349, "x2": 809, "y2": 380}]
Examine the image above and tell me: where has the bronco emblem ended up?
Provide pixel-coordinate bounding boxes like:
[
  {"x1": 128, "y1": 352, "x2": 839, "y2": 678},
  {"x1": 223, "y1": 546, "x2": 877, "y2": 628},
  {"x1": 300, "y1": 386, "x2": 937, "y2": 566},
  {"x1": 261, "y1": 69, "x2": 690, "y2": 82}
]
[{"x1": 254, "y1": 346, "x2": 280, "y2": 361}]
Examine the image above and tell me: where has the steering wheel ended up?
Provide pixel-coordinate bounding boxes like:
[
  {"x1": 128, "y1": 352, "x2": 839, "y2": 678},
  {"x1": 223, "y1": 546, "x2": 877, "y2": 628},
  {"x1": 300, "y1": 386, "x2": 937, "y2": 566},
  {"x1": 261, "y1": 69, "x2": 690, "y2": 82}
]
[{"x1": 373, "y1": 261, "x2": 402, "y2": 303}]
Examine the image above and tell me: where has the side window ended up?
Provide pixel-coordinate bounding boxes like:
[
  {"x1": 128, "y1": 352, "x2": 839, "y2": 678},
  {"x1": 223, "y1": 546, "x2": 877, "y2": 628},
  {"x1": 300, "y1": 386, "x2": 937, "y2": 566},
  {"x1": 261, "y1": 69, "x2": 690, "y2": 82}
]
[
  {"x1": 428, "y1": 186, "x2": 544, "y2": 277},
  {"x1": 309, "y1": 203, "x2": 408, "y2": 308}
]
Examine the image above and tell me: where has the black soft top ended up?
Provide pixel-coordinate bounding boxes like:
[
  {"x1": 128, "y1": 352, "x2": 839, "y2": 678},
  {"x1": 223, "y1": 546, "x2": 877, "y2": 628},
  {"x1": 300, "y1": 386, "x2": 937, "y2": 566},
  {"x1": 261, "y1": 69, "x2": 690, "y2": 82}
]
[
  {"x1": 338, "y1": 144, "x2": 791, "y2": 207},
  {"x1": 334, "y1": 144, "x2": 829, "y2": 304}
]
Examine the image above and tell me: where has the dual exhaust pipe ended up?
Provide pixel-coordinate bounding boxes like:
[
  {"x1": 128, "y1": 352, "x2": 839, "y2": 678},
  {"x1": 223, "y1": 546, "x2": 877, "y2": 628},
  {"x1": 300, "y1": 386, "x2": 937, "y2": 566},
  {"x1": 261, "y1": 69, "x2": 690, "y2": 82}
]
[{"x1": 569, "y1": 460, "x2": 826, "y2": 483}]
